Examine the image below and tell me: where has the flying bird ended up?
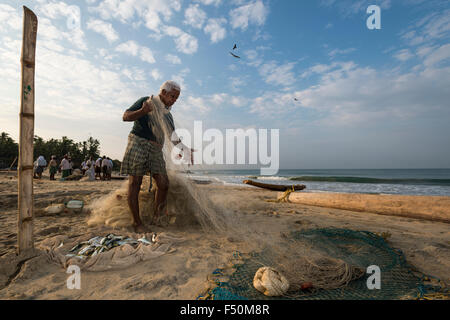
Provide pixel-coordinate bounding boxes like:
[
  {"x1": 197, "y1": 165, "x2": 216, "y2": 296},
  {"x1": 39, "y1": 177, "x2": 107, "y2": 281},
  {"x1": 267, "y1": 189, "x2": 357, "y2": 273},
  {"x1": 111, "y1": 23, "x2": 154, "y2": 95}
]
[
  {"x1": 294, "y1": 98, "x2": 298, "y2": 101},
  {"x1": 229, "y1": 51, "x2": 240, "y2": 59},
  {"x1": 233, "y1": 44, "x2": 237, "y2": 50}
]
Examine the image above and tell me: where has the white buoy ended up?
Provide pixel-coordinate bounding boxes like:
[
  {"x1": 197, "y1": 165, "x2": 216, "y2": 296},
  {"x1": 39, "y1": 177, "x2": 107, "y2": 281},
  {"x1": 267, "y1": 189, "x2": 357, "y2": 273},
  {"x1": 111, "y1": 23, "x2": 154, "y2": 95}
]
[{"x1": 253, "y1": 267, "x2": 289, "y2": 297}]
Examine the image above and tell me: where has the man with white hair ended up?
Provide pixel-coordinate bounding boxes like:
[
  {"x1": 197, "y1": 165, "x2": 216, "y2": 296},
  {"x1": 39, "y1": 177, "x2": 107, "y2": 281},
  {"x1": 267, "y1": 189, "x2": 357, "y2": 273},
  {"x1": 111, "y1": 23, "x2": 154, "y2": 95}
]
[{"x1": 121, "y1": 80, "x2": 192, "y2": 233}]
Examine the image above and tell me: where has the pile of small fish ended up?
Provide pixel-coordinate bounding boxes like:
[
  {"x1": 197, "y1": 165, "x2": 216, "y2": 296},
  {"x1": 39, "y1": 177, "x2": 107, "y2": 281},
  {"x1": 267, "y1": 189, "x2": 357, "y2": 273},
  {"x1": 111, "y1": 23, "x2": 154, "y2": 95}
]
[{"x1": 66, "y1": 233, "x2": 157, "y2": 259}]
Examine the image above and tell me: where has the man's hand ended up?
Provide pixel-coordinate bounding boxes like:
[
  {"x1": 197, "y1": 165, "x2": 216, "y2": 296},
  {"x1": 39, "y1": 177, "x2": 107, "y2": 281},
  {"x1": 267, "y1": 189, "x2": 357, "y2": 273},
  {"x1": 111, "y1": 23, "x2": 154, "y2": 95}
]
[
  {"x1": 178, "y1": 147, "x2": 195, "y2": 165},
  {"x1": 141, "y1": 95, "x2": 154, "y2": 113}
]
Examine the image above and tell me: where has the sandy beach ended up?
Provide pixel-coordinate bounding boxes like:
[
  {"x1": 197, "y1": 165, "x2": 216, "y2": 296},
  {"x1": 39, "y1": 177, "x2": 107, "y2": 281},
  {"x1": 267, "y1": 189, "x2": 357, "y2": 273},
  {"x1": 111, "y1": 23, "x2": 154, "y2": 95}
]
[{"x1": 0, "y1": 171, "x2": 449, "y2": 300}]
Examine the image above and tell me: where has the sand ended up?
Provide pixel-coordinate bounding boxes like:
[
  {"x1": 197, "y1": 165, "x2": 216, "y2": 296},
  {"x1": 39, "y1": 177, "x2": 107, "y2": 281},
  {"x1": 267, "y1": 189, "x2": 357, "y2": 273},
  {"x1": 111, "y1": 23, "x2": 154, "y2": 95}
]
[{"x1": 0, "y1": 171, "x2": 449, "y2": 299}]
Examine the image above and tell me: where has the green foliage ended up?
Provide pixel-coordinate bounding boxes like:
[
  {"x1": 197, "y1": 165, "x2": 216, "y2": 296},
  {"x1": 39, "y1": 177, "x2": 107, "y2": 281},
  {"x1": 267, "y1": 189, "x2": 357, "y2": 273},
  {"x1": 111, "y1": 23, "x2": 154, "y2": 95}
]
[
  {"x1": 0, "y1": 132, "x2": 104, "y2": 169},
  {"x1": 33, "y1": 135, "x2": 102, "y2": 168},
  {"x1": 112, "y1": 159, "x2": 122, "y2": 172},
  {"x1": 0, "y1": 132, "x2": 19, "y2": 168}
]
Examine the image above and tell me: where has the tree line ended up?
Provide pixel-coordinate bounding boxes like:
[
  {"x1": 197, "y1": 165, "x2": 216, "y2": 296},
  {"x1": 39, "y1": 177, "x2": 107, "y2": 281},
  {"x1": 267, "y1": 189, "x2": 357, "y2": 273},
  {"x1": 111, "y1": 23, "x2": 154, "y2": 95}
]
[{"x1": 0, "y1": 132, "x2": 121, "y2": 169}]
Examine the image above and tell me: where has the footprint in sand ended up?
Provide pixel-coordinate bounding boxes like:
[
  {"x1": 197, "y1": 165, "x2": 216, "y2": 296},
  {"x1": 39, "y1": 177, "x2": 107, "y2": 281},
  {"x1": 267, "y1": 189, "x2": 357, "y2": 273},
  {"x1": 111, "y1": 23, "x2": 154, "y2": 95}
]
[{"x1": 37, "y1": 227, "x2": 60, "y2": 236}]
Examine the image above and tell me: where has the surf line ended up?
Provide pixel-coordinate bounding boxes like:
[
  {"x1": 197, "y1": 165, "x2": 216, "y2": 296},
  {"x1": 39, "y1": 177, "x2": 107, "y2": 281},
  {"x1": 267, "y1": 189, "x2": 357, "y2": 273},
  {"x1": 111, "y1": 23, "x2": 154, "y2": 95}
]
[{"x1": 179, "y1": 304, "x2": 215, "y2": 318}]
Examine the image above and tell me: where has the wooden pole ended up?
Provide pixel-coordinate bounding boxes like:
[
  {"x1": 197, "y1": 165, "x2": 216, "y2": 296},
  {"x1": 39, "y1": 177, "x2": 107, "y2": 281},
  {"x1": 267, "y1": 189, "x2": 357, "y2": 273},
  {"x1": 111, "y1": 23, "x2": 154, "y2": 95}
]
[
  {"x1": 282, "y1": 192, "x2": 450, "y2": 224},
  {"x1": 18, "y1": 6, "x2": 38, "y2": 254}
]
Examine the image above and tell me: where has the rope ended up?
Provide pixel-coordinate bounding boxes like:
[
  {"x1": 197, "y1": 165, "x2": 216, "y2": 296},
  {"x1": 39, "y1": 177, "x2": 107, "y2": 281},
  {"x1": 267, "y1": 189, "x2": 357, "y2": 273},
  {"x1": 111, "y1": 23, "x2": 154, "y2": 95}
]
[{"x1": 266, "y1": 186, "x2": 296, "y2": 203}]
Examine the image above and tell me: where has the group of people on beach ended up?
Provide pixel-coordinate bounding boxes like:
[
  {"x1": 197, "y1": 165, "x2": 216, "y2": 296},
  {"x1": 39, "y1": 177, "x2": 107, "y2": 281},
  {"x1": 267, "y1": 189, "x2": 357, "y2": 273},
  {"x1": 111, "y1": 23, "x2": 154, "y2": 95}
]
[{"x1": 33, "y1": 155, "x2": 114, "y2": 181}]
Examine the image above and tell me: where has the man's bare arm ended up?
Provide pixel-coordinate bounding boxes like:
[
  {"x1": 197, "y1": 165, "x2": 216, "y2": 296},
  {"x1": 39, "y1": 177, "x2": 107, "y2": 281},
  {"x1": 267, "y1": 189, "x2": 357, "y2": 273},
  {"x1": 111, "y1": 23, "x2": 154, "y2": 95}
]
[{"x1": 122, "y1": 96, "x2": 153, "y2": 122}]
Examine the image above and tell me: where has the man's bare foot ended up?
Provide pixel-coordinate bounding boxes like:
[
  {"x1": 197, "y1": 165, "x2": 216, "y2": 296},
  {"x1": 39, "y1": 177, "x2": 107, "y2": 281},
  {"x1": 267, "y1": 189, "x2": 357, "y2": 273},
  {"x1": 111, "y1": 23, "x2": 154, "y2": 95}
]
[
  {"x1": 150, "y1": 211, "x2": 170, "y2": 227},
  {"x1": 133, "y1": 224, "x2": 150, "y2": 233},
  {"x1": 150, "y1": 214, "x2": 159, "y2": 226}
]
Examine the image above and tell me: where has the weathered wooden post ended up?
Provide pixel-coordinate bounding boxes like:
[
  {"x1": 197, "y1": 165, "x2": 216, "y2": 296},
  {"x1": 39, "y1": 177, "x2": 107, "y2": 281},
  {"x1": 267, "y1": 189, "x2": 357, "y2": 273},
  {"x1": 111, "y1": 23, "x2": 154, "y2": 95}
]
[{"x1": 18, "y1": 6, "x2": 38, "y2": 254}]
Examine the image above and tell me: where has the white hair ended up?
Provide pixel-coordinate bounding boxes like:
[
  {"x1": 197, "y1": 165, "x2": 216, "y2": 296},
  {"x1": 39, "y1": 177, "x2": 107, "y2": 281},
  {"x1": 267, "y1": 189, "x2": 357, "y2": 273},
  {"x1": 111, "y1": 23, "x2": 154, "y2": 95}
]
[{"x1": 160, "y1": 80, "x2": 181, "y2": 93}]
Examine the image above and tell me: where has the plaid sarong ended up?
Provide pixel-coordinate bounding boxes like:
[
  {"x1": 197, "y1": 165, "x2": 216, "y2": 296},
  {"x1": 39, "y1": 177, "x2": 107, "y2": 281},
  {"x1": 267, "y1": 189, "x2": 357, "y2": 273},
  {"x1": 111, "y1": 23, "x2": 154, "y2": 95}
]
[{"x1": 121, "y1": 133, "x2": 167, "y2": 177}]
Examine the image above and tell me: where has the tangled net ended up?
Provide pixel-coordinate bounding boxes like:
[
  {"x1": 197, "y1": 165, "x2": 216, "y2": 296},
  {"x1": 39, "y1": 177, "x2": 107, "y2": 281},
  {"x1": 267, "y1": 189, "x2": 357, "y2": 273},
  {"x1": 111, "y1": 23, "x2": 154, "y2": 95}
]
[
  {"x1": 248, "y1": 238, "x2": 365, "y2": 297},
  {"x1": 87, "y1": 172, "x2": 213, "y2": 229},
  {"x1": 87, "y1": 92, "x2": 368, "y2": 295}
]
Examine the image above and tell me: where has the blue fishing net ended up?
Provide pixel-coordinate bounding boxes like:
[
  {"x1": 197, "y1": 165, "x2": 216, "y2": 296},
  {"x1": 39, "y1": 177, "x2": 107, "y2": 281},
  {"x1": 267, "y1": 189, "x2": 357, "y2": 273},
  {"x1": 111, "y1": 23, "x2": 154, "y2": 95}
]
[{"x1": 198, "y1": 229, "x2": 447, "y2": 300}]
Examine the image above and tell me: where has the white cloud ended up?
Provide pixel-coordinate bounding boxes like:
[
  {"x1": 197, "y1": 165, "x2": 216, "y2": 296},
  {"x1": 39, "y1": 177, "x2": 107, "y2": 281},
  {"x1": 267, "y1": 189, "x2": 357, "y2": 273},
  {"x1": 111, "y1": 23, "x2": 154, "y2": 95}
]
[
  {"x1": 163, "y1": 26, "x2": 198, "y2": 55},
  {"x1": 229, "y1": 76, "x2": 246, "y2": 92},
  {"x1": 321, "y1": 0, "x2": 391, "y2": 16},
  {"x1": 39, "y1": 1, "x2": 88, "y2": 50},
  {"x1": 230, "y1": 96, "x2": 247, "y2": 107},
  {"x1": 394, "y1": 49, "x2": 415, "y2": 61},
  {"x1": 423, "y1": 44, "x2": 450, "y2": 67},
  {"x1": 86, "y1": 18, "x2": 119, "y2": 43},
  {"x1": 165, "y1": 54, "x2": 182, "y2": 64},
  {"x1": 171, "y1": 68, "x2": 191, "y2": 91},
  {"x1": 400, "y1": 9, "x2": 450, "y2": 47},
  {"x1": 329, "y1": 48, "x2": 356, "y2": 58},
  {"x1": 89, "y1": 0, "x2": 182, "y2": 34},
  {"x1": 195, "y1": 0, "x2": 222, "y2": 6},
  {"x1": 184, "y1": 4, "x2": 207, "y2": 29},
  {"x1": 181, "y1": 96, "x2": 211, "y2": 114},
  {"x1": 151, "y1": 69, "x2": 163, "y2": 81},
  {"x1": 0, "y1": 4, "x2": 21, "y2": 32},
  {"x1": 249, "y1": 91, "x2": 298, "y2": 117},
  {"x1": 229, "y1": 0, "x2": 268, "y2": 31},
  {"x1": 204, "y1": 18, "x2": 227, "y2": 43},
  {"x1": 244, "y1": 49, "x2": 263, "y2": 67},
  {"x1": 259, "y1": 61, "x2": 297, "y2": 86},
  {"x1": 140, "y1": 47, "x2": 156, "y2": 63},
  {"x1": 122, "y1": 67, "x2": 147, "y2": 81},
  {"x1": 115, "y1": 40, "x2": 156, "y2": 64},
  {"x1": 143, "y1": 9, "x2": 162, "y2": 33},
  {"x1": 287, "y1": 61, "x2": 449, "y2": 125}
]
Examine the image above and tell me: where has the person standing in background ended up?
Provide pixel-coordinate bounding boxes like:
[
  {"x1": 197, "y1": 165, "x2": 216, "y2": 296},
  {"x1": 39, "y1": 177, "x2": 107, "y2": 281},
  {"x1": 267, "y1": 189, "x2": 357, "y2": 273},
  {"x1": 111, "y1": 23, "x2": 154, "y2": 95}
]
[
  {"x1": 60, "y1": 155, "x2": 71, "y2": 179},
  {"x1": 101, "y1": 156, "x2": 108, "y2": 181},
  {"x1": 95, "y1": 157, "x2": 102, "y2": 180},
  {"x1": 107, "y1": 157, "x2": 113, "y2": 180},
  {"x1": 34, "y1": 155, "x2": 47, "y2": 179},
  {"x1": 68, "y1": 156, "x2": 73, "y2": 176},
  {"x1": 81, "y1": 159, "x2": 88, "y2": 175},
  {"x1": 49, "y1": 156, "x2": 58, "y2": 180}
]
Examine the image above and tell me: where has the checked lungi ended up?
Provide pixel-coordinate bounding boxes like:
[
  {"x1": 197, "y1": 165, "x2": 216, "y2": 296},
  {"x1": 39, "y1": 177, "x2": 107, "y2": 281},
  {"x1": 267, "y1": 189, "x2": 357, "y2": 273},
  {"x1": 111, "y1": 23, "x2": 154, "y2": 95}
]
[{"x1": 120, "y1": 133, "x2": 167, "y2": 177}]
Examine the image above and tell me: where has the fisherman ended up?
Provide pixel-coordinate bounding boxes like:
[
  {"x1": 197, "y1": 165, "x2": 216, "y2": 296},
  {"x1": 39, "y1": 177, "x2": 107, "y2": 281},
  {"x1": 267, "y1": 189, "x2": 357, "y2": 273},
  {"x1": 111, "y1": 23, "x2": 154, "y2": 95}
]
[
  {"x1": 81, "y1": 158, "x2": 88, "y2": 175},
  {"x1": 68, "y1": 156, "x2": 73, "y2": 175},
  {"x1": 60, "y1": 154, "x2": 71, "y2": 179},
  {"x1": 49, "y1": 155, "x2": 58, "y2": 180},
  {"x1": 121, "y1": 80, "x2": 193, "y2": 233},
  {"x1": 101, "y1": 156, "x2": 108, "y2": 181},
  {"x1": 107, "y1": 157, "x2": 113, "y2": 180},
  {"x1": 34, "y1": 155, "x2": 47, "y2": 179},
  {"x1": 95, "y1": 157, "x2": 102, "y2": 180}
]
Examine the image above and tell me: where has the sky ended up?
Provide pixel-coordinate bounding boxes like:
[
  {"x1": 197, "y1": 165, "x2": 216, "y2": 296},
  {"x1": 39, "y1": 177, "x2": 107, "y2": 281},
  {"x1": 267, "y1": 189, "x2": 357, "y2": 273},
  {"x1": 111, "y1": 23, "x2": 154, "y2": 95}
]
[{"x1": 0, "y1": 0, "x2": 449, "y2": 170}]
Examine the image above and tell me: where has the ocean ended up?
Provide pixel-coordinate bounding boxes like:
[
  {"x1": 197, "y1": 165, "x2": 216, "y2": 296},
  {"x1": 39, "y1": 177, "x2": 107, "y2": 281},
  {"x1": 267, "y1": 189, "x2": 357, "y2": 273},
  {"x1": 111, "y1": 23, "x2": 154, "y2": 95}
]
[{"x1": 186, "y1": 169, "x2": 450, "y2": 196}]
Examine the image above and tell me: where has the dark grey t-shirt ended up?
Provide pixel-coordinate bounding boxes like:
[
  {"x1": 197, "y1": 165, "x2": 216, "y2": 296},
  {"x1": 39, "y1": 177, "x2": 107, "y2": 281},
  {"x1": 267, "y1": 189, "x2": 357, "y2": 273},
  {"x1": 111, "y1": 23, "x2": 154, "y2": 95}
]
[{"x1": 126, "y1": 96, "x2": 175, "y2": 144}]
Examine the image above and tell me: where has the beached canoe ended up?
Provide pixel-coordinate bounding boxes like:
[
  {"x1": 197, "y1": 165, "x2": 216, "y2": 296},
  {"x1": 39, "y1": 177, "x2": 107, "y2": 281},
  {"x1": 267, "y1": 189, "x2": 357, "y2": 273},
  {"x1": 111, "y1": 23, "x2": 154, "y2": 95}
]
[{"x1": 243, "y1": 179, "x2": 306, "y2": 191}]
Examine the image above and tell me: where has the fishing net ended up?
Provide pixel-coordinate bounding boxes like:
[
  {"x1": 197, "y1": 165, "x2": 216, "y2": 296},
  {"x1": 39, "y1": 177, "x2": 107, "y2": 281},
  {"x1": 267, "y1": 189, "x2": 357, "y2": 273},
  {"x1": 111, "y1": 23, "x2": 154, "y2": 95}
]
[
  {"x1": 86, "y1": 174, "x2": 204, "y2": 229},
  {"x1": 85, "y1": 90, "x2": 447, "y2": 300},
  {"x1": 198, "y1": 229, "x2": 448, "y2": 300},
  {"x1": 86, "y1": 92, "x2": 241, "y2": 235}
]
